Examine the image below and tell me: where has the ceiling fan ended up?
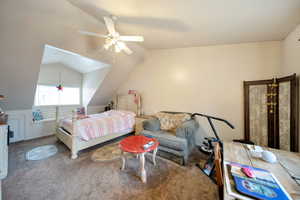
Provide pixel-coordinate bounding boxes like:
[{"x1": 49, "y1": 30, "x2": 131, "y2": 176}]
[{"x1": 79, "y1": 16, "x2": 144, "y2": 55}]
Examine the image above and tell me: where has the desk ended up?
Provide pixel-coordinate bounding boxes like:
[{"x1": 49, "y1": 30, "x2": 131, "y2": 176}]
[{"x1": 223, "y1": 142, "x2": 300, "y2": 200}]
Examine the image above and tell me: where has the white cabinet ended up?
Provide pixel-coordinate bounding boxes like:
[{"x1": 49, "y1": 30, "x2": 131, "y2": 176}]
[
  {"x1": 0, "y1": 125, "x2": 8, "y2": 200},
  {"x1": 0, "y1": 125, "x2": 8, "y2": 180}
]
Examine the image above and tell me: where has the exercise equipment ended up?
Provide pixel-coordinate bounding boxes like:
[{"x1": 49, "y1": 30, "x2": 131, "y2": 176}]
[{"x1": 192, "y1": 113, "x2": 235, "y2": 182}]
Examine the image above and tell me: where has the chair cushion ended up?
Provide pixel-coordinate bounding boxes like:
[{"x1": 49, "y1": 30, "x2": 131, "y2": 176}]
[
  {"x1": 155, "y1": 112, "x2": 191, "y2": 132},
  {"x1": 143, "y1": 118, "x2": 161, "y2": 131},
  {"x1": 141, "y1": 130, "x2": 187, "y2": 151}
]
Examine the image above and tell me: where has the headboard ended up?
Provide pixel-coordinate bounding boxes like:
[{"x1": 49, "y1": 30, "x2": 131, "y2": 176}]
[{"x1": 115, "y1": 94, "x2": 141, "y2": 116}]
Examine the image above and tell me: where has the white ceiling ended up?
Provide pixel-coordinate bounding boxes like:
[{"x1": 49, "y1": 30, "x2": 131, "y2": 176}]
[
  {"x1": 69, "y1": 0, "x2": 300, "y2": 49},
  {"x1": 42, "y1": 45, "x2": 110, "y2": 74}
]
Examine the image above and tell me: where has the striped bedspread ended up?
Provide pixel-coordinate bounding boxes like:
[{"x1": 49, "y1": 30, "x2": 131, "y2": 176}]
[{"x1": 60, "y1": 110, "x2": 136, "y2": 141}]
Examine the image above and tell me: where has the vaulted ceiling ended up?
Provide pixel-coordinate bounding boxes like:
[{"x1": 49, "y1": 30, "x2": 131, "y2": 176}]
[
  {"x1": 0, "y1": 0, "x2": 145, "y2": 110},
  {"x1": 69, "y1": 0, "x2": 300, "y2": 49}
]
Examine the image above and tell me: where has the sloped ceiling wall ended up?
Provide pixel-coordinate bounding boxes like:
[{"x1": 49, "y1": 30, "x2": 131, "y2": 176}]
[
  {"x1": 88, "y1": 46, "x2": 146, "y2": 106},
  {"x1": 0, "y1": 0, "x2": 146, "y2": 110},
  {"x1": 82, "y1": 67, "x2": 110, "y2": 106}
]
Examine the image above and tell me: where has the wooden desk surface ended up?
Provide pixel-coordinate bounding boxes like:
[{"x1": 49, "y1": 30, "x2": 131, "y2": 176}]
[{"x1": 223, "y1": 142, "x2": 300, "y2": 200}]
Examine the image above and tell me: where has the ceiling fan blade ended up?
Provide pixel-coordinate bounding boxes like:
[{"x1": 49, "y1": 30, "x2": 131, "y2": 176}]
[
  {"x1": 104, "y1": 16, "x2": 116, "y2": 35},
  {"x1": 114, "y1": 45, "x2": 121, "y2": 53},
  {"x1": 119, "y1": 36, "x2": 144, "y2": 42},
  {"x1": 79, "y1": 30, "x2": 107, "y2": 38},
  {"x1": 103, "y1": 39, "x2": 114, "y2": 50},
  {"x1": 117, "y1": 42, "x2": 133, "y2": 55}
]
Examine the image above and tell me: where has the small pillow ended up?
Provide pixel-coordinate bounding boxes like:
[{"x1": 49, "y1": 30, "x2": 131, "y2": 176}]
[
  {"x1": 32, "y1": 109, "x2": 44, "y2": 121},
  {"x1": 155, "y1": 112, "x2": 191, "y2": 132},
  {"x1": 76, "y1": 114, "x2": 89, "y2": 120},
  {"x1": 76, "y1": 107, "x2": 86, "y2": 115}
]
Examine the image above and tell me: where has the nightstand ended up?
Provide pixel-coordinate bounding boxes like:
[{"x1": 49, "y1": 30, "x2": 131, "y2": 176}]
[{"x1": 135, "y1": 115, "x2": 154, "y2": 135}]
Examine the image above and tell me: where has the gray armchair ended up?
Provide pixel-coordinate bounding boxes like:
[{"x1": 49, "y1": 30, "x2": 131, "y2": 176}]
[{"x1": 141, "y1": 114, "x2": 199, "y2": 165}]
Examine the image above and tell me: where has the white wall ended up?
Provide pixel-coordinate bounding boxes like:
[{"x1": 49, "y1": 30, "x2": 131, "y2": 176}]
[
  {"x1": 281, "y1": 24, "x2": 300, "y2": 149},
  {"x1": 281, "y1": 24, "x2": 300, "y2": 75},
  {"x1": 87, "y1": 105, "x2": 106, "y2": 115},
  {"x1": 82, "y1": 68, "x2": 110, "y2": 106},
  {"x1": 118, "y1": 41, "x2": 281, "y2": 143},
  {"x1": 88, "y1": 47, "x2": 146, "y2": 106},
  {"x1": 38, "y1": 63, "x2": 83, "y2": 88}
]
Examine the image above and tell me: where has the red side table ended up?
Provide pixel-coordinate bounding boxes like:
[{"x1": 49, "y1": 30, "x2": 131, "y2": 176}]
[{"x1": 119, "y1": 135, "x2": 159, "y2": 183}]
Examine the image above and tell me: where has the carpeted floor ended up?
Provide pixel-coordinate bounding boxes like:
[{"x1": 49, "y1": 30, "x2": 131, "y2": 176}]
[{"x1": 2, "y1": 136, "x2": 219, "y2": 200}]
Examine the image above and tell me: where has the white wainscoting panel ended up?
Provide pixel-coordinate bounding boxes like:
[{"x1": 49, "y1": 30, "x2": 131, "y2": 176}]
[
  {"x1": 6, "y1": 109, "x2": 55, "y2": 142},
  {"x1": 6, "y1": 110, "x2": 26, "y2": 143}
]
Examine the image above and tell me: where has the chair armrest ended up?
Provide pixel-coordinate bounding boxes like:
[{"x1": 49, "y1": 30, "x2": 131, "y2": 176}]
[
  {"x1": 143, "y1": 118, "x2": 161, "y2": 131},
  {"x1": 176, "y1": 119, "x2": 199, "y2": 139}
]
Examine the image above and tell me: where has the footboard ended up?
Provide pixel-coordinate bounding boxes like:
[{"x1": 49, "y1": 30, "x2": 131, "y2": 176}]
[
  {"x1": 56, "y1": 128, "x2": 73, "y2": 150},
  {"x1": 55, "y1": 107, "x2": 79, "y2": 159}
]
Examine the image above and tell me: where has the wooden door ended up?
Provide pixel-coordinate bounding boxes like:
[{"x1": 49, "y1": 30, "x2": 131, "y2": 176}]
[{"x1": 244, "y1": 74, "x2": 299, "y2": 152}]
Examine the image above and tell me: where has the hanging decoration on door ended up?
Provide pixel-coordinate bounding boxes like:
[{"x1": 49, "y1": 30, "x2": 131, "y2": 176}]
[
  {"x1": 266, "y1": 79, "x2": 278, "y2": 114},
  {"x1": 56, "y1": 72, "x2": 63, "y2": 91}
]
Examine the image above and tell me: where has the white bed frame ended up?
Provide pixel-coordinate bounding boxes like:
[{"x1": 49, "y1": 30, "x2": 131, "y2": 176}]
[{"x1": 55, "y1": 94, "x2": 141, "y2": 159}]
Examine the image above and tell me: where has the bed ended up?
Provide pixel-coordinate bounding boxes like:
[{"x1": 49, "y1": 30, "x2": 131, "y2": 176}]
[{"x1": 55, "y1": 94, "x2": 141, "y2": 159}]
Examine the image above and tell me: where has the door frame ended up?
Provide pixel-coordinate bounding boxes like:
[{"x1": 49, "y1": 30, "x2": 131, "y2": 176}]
[
  {"x1": 243, "y1": 74, "x2": 299, "y2": 152},
  {"x1": 277, "y1": 74, "x2": 299, "y2": 152}
]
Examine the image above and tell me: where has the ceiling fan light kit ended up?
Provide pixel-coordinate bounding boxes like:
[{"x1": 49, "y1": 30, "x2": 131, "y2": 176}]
[{"x1": 80, "y1": 16, "x2": 144, "y2": 55}]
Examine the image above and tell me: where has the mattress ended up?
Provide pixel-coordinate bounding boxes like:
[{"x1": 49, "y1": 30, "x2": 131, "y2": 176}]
[{"x1": 59, "y1": 110, "x2": 136, "y2": 141}]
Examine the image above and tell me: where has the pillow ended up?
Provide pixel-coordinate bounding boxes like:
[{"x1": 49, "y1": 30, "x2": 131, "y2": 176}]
[
  {"x1": 76, "y1": 115, "x2": 89, "y2": 120},
  {"x1": 76, "y1": 107, "x2": 86, "y2": 115},
  {"x1": 155, "y1": 112, "x2": 191, "y2": 132},
  {"x1": 32, "y1": 109, "x2": 44, "y2": 121}
]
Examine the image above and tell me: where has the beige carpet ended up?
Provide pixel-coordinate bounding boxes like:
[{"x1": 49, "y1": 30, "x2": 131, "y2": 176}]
[
  {"x1": 91, "y1": 142, "x2": 127, "y2": 162},
  {"x1": 3, "y1": 136, "x2": 219, "y2": 200}
]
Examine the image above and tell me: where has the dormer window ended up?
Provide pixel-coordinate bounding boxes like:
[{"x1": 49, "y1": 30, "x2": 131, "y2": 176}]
[
  {"x1": 33, "y1": 45, "x2": 110, "y2": 111},
  {"x1": 34, "y1": 85, "x2": 80, "y2": 106}
]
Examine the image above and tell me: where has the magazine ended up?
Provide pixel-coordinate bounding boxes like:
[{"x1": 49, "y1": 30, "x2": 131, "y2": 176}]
[{"x1": 224, "y1": 161, "x2": 292, "y2": 200}]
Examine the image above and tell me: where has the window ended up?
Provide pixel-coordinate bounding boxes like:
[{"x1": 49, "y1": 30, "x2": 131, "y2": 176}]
[{"x1": 35, "y1": 85, "x2": 80, "y2": 106}]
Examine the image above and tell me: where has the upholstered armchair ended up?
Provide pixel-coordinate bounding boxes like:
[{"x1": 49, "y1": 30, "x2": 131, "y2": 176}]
[{"x1": 141, "y1": 112, "x2": 199, "y2": 165}]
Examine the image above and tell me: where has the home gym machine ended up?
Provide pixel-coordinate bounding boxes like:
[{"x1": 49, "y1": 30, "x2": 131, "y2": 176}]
[{"x1": 191, "y1": 113, "x2": 235, "y2": 183}]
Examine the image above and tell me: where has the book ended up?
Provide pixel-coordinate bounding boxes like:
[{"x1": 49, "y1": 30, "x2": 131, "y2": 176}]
[{"x1": 227, "y1": 162, "x2": 292, "y2": 200}]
